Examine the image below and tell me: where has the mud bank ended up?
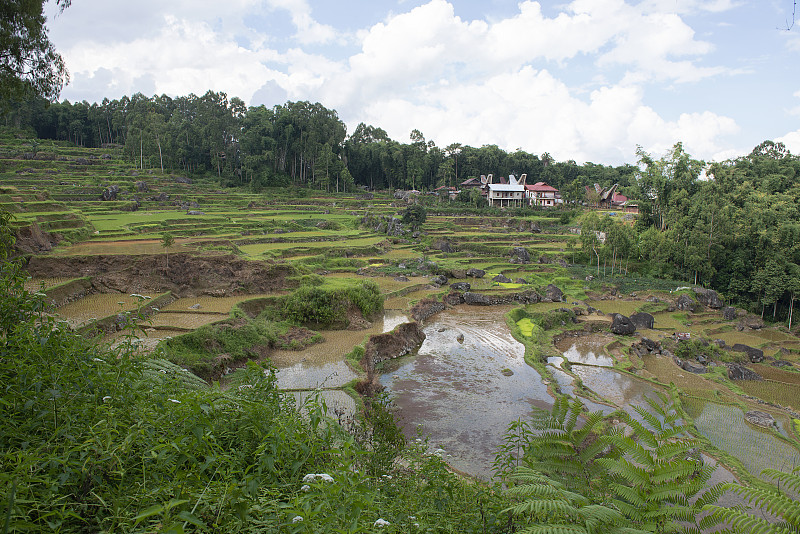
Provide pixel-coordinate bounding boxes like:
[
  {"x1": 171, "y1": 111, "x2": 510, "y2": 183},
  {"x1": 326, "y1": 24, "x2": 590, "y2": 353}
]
[{"x1": 26, "y1": 253, "x2": 296, "y2": 298}]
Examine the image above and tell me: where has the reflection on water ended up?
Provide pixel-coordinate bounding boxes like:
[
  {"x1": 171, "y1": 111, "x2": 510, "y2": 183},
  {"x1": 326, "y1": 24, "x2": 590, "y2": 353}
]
[
  {"x1": 572, "y1": 365, "x2": 659, "y2": 409},
  {"x1": 380, "y1": 306, "x2": 552, "y2": 480},
  {"x1": 274, "y1": 310, "x2": 409, "y2": 390},
  {"x1": 562, "y1": 343, "x2": 614, "y2": 367}
]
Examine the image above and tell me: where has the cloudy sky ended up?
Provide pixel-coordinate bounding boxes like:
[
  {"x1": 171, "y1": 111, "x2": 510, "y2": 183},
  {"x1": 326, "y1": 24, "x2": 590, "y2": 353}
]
[{"x1": 46, "y1": 0, "x2": 800, "y2": 165}]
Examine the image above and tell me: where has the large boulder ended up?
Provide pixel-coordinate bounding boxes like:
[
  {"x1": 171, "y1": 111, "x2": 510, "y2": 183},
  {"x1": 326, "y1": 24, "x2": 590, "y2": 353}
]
[
  {"x1": 450, "y1": 282, "x2": 471, "y2": 292},
  {"x1": 410, "y1": 299, "x2": 446, "y2": 322},
  {"x1": 675, "y1": 358, "x2": 707, "y2": 374},
  {"x1": 135, "y1": 180, "x2": 149, "y2": 192},
  {"x1": 100, "y1": 185, "x2": 120, "y2": 201},
  {"x1": 675, "y1": 294, "x2": 696, "y2": 312},
  {"x1": 693, "y1": 287, "x2": 724, "y2": 309},
  {"x1": 466, "y1": 268, "x2": 485, "y2": 279},
  {"x1": 732, "y1": 343, "x2": 764, "y2": 363},
  {"x1": 722, "y1": 306, "x2": 737, "y2": 321},
  {"x1": 738, "y1": 315, "x2": 765, "y2": 330},
  {"x1": 515, "y1": 291, "x2": 542, "y2": 304},
  {"x1": 630, "y1": 312, "x2": 655, "y2": 329},
  {"x1": 493, "y1": 274, "x2": 512, "y2": 283},
  {"x1": 545, "y1": 284, "x2": 564, "y2": 302},
  {"x1": 744, "y1": 410, "x2": 776, "y2": 429},
  {"x1": 174, "y1": 175, "x2": 193, "y2": 184},
  {"x1": 509, "y1": 247, "x2": 531, "y2": 264},
  {"x1": 432, "y1": 239, "x2": 455, "y2": 253},
  {"x1": 610, "y1": 314, "x2": 637, "y2": 335},
  {"x1": 429, "y1": 275, "x2": 448, "y2": 287},
  {"x1": 726, "y1": 363, "x2": 762, "y2": 380},
  {"x1": 464, "y1": 292, "x2": 493, "y2": 306}
]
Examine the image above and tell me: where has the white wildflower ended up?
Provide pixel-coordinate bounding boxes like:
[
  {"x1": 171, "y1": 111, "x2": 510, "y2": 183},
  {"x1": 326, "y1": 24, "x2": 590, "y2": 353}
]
[
  {"x1": 168, "y1": 398, "x2": 181, "y2": 404},
  {"x1": 93, "y1": 358, "x2": 104, "y2": 363},
  {"x1": 102, "y1": 396, "x2": 111, "y2": 402},
  {"x1": 434, "y1": 448, "x2": 445, "y2": 455},
  {"x1": 382, "y1": 474, "x2": 392, "y2": 480},
  {"x1": 408, "y1": 516, "x2": 416, "y2": 520},
  {"x1": 302, "y1": 473, "x2": 316, "y2": 484},
  {"x1": 301, "y1": 484, "x2": 310, "y2": 492},
  {"x1": 374, "y1": 518, "x2": 390, "y2": 528},
  {"x1": 317, "y1": 473, "x2": 334, "y2": 482},
  {"x1": 292, "y1": 515, "x2": 303, "y2": 523}
]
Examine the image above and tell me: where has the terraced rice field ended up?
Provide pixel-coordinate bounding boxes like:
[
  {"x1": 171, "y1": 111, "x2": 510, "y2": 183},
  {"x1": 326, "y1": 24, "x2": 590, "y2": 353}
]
[{"x1": 57, "y1": 293, "x2": 156, "y2": 328}]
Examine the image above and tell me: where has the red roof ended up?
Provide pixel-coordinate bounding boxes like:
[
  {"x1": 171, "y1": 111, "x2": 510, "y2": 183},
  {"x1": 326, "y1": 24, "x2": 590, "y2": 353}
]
[
  {"x1": 612, "y1": 192, "x2": 628, "y2": 203},
  {"x1": 526, "y1": 182, "x2": 558, "y2": 192}
]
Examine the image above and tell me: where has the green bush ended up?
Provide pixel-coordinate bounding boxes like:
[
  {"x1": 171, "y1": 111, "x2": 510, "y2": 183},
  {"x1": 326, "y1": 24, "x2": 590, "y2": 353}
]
[{"x1": 282, "y1": 281, "x2": 383, "y2": 328}]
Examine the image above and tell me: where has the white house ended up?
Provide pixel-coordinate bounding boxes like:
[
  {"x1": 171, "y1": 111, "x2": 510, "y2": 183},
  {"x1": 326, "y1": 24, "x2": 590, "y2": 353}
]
[{"x1": 487, "y1": 183, "x2": 525, "y2": 207}]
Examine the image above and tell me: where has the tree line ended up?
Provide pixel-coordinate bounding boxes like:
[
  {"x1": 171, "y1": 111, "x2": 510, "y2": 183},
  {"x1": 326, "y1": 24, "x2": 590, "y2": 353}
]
[
  {"x1": 5, "y1": 92, "x2": 636, "y2": 193},
  {"x1": 575, "y1": 140, "x2": 800, "y2": 324}
]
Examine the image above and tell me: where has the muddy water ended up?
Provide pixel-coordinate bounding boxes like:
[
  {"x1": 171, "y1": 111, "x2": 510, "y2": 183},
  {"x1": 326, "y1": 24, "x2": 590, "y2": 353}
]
[
  {"x1": 273, "y1": 310, "x2": 409, "y2": 390},
  {"x1": 380, "y1": 306, "x2": 552, "y2": 480}
]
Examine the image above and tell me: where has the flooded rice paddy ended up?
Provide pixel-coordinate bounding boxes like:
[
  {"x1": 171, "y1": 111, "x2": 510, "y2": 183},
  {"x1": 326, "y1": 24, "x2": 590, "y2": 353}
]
[
  {"x1": 380, "y1": 306, "x2": 552, "y2": 479},
  {"x1": 273, "y1": 310, "x2": 409, "y2": 390},
  {"x1": 57, "y1": 293, "x2": 155, "y2": 328}
]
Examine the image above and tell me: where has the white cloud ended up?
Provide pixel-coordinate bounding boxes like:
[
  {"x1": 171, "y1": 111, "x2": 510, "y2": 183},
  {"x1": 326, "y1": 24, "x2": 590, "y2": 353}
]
[
  {"x1": 63, "y1": 16, "x2": 280, "y2": 101},
  {"x1": 777, "y1": 129, "x2": 800, "y2": 155}
]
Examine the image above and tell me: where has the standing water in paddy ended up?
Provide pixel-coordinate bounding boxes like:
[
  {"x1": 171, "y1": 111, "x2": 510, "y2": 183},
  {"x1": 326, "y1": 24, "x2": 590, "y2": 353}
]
[{"x1": 380, "y1": 306, "x2": 552, "y2": 480}]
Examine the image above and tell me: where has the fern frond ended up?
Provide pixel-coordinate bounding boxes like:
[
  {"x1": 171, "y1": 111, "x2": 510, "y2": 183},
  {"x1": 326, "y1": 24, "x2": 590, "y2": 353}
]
[
  {"x1": 763, "y1": 468, "x2": 800, "y2": 495},
  {"x1": 701, "y1": 505, "x2": 780, "y2": 534}
]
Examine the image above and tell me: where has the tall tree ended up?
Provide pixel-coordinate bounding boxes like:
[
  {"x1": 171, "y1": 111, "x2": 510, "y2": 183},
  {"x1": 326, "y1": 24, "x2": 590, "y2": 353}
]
[{"x1": 0, "y1": 0, "x2": 70, "y2": 107}]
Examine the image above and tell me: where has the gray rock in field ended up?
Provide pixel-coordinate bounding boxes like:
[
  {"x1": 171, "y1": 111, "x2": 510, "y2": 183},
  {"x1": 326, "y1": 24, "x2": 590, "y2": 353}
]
[
  {"x1": 509, "y1": 247, "x2": 530, "y2": 264},
  {"x1": 545, "y1": 284, "x2": 564, "y2": 302},
  {"x1": 450, "y1": 282, "x2": 471, "y2": 292},
  {"x1": 744, "y1": 410, "x2": 775, "y2": 428},
  {"x1": 493, "y1": 274, "x2": 512, "y2": 283},
  {"x1": 610, "y1": 314, "x2": 636, "y2": 335},
  {"x1": 466, "y1": 268, "x2": 485, "y2": 278},
  {"x1": 100, "y1": 185, "x2": 120, "y2": 201},
  {"x1": 429, "y1": 275, "x2": 448, "y2": 287},
  {"x1": 675, "y1": 294, "x2": 696, "y2": 312},
  {"x1": 726, "y1": 363, "x2": 762, "y2": 380},
  {"x1": 675, "y1": 358, "x2": 707, "y2": 374},
  {"x1": 464, "y1": 292, "x2": 493, "y2": 306},
  {"x1": 722, "y1": 306, "x2": 736, "y2": 320},
  {"x1": 693, "y1": 287, "x2": 724, "y2": 308},
  {"x1": 630, "y1": 312, "x2": 655, "y2": 329},
  {"x1": 732, "y1": 343, "x2": 764, "y2": 363}
]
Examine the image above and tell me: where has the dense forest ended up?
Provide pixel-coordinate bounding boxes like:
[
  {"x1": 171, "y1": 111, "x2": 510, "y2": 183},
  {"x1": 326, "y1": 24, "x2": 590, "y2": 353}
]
[{"x1": 3, "y1": 92, "x2": 636, "y2": 194}]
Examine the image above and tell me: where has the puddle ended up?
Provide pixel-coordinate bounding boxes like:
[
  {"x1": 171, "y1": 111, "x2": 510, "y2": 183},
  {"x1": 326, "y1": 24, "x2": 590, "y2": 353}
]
[
  {"x1": 274, "y1": 311, "x2": 408, "y2": 390},
  {"x1": 380, "y1": 306, "x2": 552, "y2": 480}
]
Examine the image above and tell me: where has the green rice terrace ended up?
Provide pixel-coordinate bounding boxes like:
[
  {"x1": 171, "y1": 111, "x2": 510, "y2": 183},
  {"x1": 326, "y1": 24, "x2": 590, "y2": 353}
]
[{"x1": 4, "y1": 128, "x2": 800, "y2": 532}]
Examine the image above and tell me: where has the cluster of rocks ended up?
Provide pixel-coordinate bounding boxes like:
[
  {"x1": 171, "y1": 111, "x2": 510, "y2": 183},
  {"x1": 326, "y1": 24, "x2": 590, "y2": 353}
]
[
  {"x1": 608, "y1": 312, "x2": 654, "y2": 335},
  {"x1": 361, "y1": 214, "x2": 407, "y2": 237},
  {"x1": 100, "y1": 185, "x2": 120, "y2": 201}
]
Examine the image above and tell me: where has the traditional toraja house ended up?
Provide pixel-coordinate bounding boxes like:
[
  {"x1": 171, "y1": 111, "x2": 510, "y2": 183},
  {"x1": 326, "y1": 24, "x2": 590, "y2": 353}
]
[
  {"x1": 525, "y1": 181, "x2": 559, "y2": 207},
  {"x1": 486, "y1": 174, "x2": 526, "y2": 207},
  {"x1": 584, "y1": 183, "x2": 638, "y2": 213}
]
